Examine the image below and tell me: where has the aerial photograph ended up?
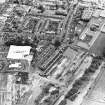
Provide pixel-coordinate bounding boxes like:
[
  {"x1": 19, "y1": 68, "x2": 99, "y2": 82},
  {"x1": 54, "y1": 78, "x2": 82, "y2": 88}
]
[{"x1": 0, "y1": 0, "x2": 105, "y2": 105}]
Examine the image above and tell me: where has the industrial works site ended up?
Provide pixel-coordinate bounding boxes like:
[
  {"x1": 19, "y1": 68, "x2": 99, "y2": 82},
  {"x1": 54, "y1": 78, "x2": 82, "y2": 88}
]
[{"x1": 0, "y1": 0, "x2": 105, "y2": 105}]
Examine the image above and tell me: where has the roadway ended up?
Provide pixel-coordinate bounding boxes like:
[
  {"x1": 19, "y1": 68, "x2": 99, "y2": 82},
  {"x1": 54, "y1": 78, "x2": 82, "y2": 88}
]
[
  {"x1": 64, "y1": 2, "x2": 79, "y2": 42},
  {"x1": 60, "y1": 2, "x2": 75, "y2": 42}
]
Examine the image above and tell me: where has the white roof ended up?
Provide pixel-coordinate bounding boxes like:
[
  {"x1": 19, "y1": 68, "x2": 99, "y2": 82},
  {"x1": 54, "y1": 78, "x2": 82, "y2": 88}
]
[
  {"x1": 0, "y1": 16, "x2": 7, "y2": 22},
  {"x1": 7, "y1": 45, "x2": 31, "y2": 60},
  {"x1": 0, "y1": 0, "x2": 5, "y2": 3},
  {"x1": 82, "y1": 0, "x2": 98, "y2": 3},
  {"x1": 92, "y1": 9, "x2": 101, "y2": 18},
  {"x1": 100, "y1": 10, "x2": 105, "y2": 17},
  {"x1": 9, "y1": 62, "x2": 21, "y2": 68}
]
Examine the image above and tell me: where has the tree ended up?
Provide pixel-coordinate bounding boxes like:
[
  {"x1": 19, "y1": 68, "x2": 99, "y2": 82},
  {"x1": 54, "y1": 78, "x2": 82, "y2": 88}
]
[
  {"x1": 53, "y1": 39, "x2": 61, "y2": 48},
  {"x1": 74, "y1": 80, "x2": 83, "y2": 86},
  {"x1": 84, "y1": 69, "x2": 91, "y2": 75},
  {"x1": 69, "y1": 94, "x2": 78, "y2": 101},
  {"x1": 79, "y1": 75, "x2": 89, "y2": 82},
  {"x1": 88, "y1": 68, "x2": 96, "y2": 73},
  {"x1": 65, "y1": 88, "x2": 78, "y2": 99},
  {"x1": 37, "y1": 5, "x2": 45, "y2": 13},
  {"x1": 102, "y1": 48, "x2": 105, "y2": 58},
  {"x1": 13, "y1": 0, "x2": 19, "y2": 4},
  {"x1": 59, "y1": 99, "x2": 67, "y2": 105}
]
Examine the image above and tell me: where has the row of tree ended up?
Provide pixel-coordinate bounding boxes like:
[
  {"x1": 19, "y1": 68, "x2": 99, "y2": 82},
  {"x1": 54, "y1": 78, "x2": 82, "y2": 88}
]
[{"x1": 65, "y1": 56, "x2": 103, "y2": 101}]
